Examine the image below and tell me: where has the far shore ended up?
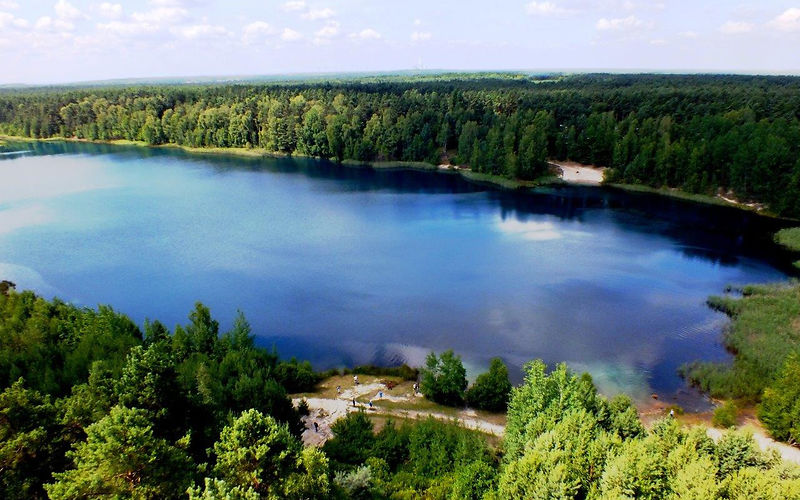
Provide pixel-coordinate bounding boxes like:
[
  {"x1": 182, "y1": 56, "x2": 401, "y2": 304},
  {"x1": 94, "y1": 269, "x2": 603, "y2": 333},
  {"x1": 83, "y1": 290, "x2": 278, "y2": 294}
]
[{"x1": 1, "y1": 134, "x2": 791, "y2": 220}]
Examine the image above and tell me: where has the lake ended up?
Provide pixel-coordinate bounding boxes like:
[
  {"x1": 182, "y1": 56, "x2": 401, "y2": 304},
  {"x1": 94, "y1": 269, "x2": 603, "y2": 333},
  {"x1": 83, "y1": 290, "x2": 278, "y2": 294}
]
[{"x1": 0, "y1": 140, "x2": 793, "y2": 409}]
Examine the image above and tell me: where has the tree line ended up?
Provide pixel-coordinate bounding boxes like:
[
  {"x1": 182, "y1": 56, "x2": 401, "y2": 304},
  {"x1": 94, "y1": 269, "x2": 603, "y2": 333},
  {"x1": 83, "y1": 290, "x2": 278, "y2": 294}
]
[{"x1": 1, "y1": 73, "x2": 800, "y2": 215}]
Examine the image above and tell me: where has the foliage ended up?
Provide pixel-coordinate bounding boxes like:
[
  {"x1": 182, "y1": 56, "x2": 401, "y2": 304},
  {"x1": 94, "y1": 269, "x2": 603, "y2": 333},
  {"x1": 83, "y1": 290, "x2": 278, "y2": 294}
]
[
  {"x1": 465, "y1": 357, "x2": 512, "y2": 412},
  {"x1": 500, "y1": 359, "x2": 800, "y2": 499},
  {"x1": 0, "y1": 380, "x2": 68, "y2": 499},
  {"x1": 713, "y1": 401, "x2": 739, "y2": 428},
  {"x1": 0, "y1": 290, "x2": 307, "y2": 495},
  {"x1": 775, "y1": 228, "x2": 800, "y2": 252},
  {"x1": 211, "y1": 409, "x2": 330, "y2": 499},
  {"x1": 45, "y1": 405, "x2": 193, "y2": 499},
  {"x1": 759, "y1": 353, "x2": 800, "y2": 442},
  {"x1": 420, "y1": 350, "x2": 468, "y2": 407},
  {"x1": 333, "y1": 466, "x2": 372, "y2": 500},
  {"x1": 323, "y1": 411, "x2": 375, "y2": 466}
]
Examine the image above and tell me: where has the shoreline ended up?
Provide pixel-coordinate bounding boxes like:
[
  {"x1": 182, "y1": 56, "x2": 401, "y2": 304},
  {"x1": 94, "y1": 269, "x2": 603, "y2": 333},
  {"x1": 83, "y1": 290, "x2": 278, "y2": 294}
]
[
  {"x1": 7, "y1": 134, "x2": 786, "y2": 219},
  {"x1": 0, "y1": 134, "x2": 562, "y2": 192},
  {"x1": 3, "y1": 134, "x2": 792, "y2": 220}
]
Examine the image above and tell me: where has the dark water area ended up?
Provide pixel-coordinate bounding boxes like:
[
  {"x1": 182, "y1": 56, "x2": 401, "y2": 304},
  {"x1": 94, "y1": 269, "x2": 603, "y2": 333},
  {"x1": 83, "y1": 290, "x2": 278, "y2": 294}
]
[{"x1": 0, "y1": 140, "x2": 794, "y2": 410}]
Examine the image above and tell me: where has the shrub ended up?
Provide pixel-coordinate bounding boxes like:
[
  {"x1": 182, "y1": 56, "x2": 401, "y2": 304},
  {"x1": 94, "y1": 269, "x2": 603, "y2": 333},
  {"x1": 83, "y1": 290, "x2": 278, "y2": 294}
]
[
  {"x1": 323, "y1": 411, "x2": 375, "y2": 466},
  {"x1": 759, "y1": 353, "x2": 800, "y2": 442},
  {"x1": 713, "y1": 401, "x2": 738, "y2": 428}
]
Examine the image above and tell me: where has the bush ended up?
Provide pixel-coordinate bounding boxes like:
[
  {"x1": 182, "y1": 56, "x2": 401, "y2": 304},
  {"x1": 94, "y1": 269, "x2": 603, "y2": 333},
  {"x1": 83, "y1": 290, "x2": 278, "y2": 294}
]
[
  {"x1": 759, "y1": 353, "x2": 800, "y2": 442},
  {"x1": 419, "y1": 350, "x2": 467, "y2": 407},
  {"x1": 465, "y1": 357, "x2": 512, "y2": 412},
  {"x1": 713, "y1": 401, "x2": 738, "y2": 428},
  {"x1": 323, "y1": 411, "x2": 375, "y2": 466}
]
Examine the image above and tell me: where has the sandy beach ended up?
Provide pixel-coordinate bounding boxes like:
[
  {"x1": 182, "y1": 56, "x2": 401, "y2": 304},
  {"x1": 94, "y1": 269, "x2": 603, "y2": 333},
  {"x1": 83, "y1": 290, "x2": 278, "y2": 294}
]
[{"x1": 549, "y1": 161, "x2": 606, "y2": 185}]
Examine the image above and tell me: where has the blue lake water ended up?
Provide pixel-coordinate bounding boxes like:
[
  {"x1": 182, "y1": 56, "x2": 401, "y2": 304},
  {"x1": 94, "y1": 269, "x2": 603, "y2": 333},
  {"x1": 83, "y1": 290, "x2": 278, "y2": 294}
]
[{"x1": 0, "y1": 141, "x2": 793, "y2": 409}]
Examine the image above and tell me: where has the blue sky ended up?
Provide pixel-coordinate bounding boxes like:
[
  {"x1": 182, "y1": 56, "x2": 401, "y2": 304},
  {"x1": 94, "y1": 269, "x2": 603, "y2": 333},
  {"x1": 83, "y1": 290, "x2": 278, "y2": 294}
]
[{"x1": 1, "y1": 1, "x2": 799, "y2": 83}]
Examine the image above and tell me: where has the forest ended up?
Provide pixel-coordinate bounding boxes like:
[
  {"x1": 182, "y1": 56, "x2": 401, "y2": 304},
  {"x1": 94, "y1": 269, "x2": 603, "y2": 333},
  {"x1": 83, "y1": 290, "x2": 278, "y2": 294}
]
[
  {"x1": 1, "y1": 73, "x2": 800, "y2": 216},
  {"x1": 3, "y1": 286, "x2": 800, "y2": 499}
]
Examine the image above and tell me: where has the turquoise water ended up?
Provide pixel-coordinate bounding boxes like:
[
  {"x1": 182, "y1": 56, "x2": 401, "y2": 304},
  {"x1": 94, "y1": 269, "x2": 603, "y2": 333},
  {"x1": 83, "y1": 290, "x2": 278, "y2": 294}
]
[{"x1": 0, "y1": 141, "x2": 792, "y2": 409}]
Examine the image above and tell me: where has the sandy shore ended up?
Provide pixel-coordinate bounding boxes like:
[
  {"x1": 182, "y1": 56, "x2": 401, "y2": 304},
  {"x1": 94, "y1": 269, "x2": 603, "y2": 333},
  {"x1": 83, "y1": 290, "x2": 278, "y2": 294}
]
[{"x1": 549, "y1": 161, "x2": 605, "y2": 185}]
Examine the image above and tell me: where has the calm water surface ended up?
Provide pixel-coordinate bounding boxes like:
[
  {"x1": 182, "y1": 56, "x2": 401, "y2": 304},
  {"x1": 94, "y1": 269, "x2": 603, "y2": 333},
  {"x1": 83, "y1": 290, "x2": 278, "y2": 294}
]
[{"x1": 0, "y1": 141, "x2": 793, "y2": 409}]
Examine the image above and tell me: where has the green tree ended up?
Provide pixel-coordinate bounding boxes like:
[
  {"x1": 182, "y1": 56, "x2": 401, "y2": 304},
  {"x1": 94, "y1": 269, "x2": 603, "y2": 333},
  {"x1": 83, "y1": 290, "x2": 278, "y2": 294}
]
[
  {"x1": 420, "y1": 350, "x2": 468, "y2": 407},
  {"x1": 46, "y1": 405, "x2": 192, "y2": 500},
  {"x1": 212, "y1": 409, "x2": 330, "y2": 499},
  {"x1": 0, "y1": 380, "x2": 67, "y2": 499},
  {"x1": 465, "y1": 357, "x2": 512, "y2": 412},
  {"x1": 323, "y1": 410, "x2": 375, "y2": 466},
  {"x1": 759, "y1": 353, "x2": 800, "y2": 442}
]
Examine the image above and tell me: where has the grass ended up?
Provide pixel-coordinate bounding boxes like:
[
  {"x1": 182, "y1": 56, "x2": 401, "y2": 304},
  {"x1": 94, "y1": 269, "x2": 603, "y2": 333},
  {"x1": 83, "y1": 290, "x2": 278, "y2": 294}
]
[
  {"x1": 459, "y1": 170, "x2": 560, "y2": 190},
  {"x1": 775, "y1": 228, "x2": 800, "y2": 268},
  {"x1": 682, "y1": 281, "x2": 800, "y2": 401}
]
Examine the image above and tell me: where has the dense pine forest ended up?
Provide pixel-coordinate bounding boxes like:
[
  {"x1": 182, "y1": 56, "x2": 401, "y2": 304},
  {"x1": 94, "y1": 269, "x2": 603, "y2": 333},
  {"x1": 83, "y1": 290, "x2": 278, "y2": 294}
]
[
  {"x1": 3, "y1": 286, "x2": 800, "y2": 499},
  {"x1": 2, "y1": 73, "x2": 800, "y2": 216}
]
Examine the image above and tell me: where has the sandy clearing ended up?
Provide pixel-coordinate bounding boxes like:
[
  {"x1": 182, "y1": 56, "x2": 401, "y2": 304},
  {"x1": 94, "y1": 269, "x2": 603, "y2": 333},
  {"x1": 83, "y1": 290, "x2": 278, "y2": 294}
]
[
  {"x1": 293, "y1": 379, "x2": 504, "y2": 446},
  {"x1": 549, "y1": 161, "x2": 605, "y2": 185}
]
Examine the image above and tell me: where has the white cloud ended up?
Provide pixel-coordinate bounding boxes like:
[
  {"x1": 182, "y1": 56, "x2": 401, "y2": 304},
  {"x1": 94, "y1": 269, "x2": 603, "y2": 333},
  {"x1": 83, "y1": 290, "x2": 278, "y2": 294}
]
[
  {"x1": 0, "y1": 10, "x2": 26, "y2": 28},
  {"x1": 349, "y1": 28, "x2": 380, "y2": 40},
  {"x1": 719, "y1": 21, "x2": 753, "y2": 35},
  {"x1": 315, "y1": 20, "x2": 339, "y2": 38},
  {"x1": 97, "y1": 2, "x2": 123, "y2": 19},
  {"x1": 242, "y1": 20, "x2": 274, "y2": 43},
  {"x1": 148, "y1": 0, "x2": 194, "y2": 6},
  {"x1": 596, "y1": 15, "x2": 649, "y2": 31},
  {"x1": 281, "y1": 27, "x2": 302, "y2": 41},
  {"x1": 131, "y1": 7, "x2": 188, "y2": 25},
  {"x1": 410, "y1": 31, "x2": 431, "y2": 41},
  {"x1": 769, "y1": 8, "x2": 800, "y2": 32},
  {"x1": 55, "y1": 0, "x2": 83, "y2": 20},
  {"x1": 303, "y1": 7, "x2": 335, "y2": 20},
  {"x1": 678, "y1": 30, "x2": 698, "y2": 39},
  {"x1": 172, "y1": 23, "x2": 229, "y2": 39},
  {"x1": 283, "y1": 0, "x2": 305, "y2": 11},
  {"x1": 526, "y1": 1, "x2": 576, "y2": 17},
  {"x1": 35, "y1": 16, "x2": 74, "y2": 31},
  {"x1": 649, "y1": 38, "x2": 666, "y2": 45},
  {"x1": 96, "y1": 20, "x2": 158, "y2": 36},
  {"x1": 413, "y1": 18, "x2": 421, "y2": 26},
  {"x1": 0, "y1": 1, "x2": 18, "y2": 9}
]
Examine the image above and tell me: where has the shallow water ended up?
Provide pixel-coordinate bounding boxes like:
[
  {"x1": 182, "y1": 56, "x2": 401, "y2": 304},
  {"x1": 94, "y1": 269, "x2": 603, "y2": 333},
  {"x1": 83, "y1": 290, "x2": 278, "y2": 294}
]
[{"x1": 0, "y1": 141, "x2": 793, "y2": 410}]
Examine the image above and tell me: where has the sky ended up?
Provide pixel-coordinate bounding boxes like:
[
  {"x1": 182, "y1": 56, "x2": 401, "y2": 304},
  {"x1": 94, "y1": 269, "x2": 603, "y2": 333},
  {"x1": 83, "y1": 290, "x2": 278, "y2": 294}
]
[{"x1": 0, "y1": 1, "x2": 799, "y2": 84}]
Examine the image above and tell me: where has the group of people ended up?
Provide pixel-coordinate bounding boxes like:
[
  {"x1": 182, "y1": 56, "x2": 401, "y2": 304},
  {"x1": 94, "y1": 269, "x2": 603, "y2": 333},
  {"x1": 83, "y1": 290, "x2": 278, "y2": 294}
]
[{"x1": 310, "y1": 375, "x2": 421, "y2": 433}]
